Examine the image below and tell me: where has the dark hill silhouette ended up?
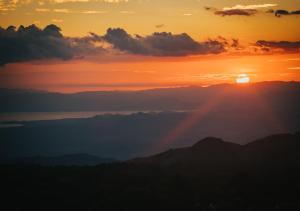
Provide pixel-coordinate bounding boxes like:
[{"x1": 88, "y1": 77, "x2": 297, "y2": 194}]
[
  {"x1": 1, "y1": 132, "x2": 300, "y2": 211},
  {"x1": 1, "y1": 153, "x2": 117, "y2": 166},
  {"x1": 245, "y1": 133, "x2": 300, "y2": 166},
  {"x1": 130, "y1": 133, "x2": 300, "y2": 167},
  {"x1": 131, "y1": 137, "x2": 243, "y2": 166}
]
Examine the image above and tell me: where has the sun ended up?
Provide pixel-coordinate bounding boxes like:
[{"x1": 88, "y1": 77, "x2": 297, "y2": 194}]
[{"x1": 236, "y1": 74, "x2": 250, "y2": 84}]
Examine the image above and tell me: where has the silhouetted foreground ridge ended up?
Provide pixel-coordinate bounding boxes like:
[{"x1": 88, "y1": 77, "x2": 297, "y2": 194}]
[{"x1": 1, "y1": 132, "x2": 300, "y2": 211}]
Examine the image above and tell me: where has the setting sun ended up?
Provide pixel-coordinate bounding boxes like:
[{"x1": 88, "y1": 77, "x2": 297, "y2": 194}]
[{"x1": 236, "y1": 74, "x2": 250, "y2": 84}]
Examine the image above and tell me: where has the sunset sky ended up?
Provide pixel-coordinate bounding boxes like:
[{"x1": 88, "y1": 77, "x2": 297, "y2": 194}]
[{"x1": 1, "y1": 0, "x2": 300, "y2": 92}]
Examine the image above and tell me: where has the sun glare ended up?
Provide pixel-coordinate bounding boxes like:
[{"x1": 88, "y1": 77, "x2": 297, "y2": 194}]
[{"x1": 236, "y1": 74, "x2": 250, "y2": 84}]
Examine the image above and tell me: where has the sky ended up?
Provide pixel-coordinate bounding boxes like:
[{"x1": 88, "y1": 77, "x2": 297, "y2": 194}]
[{"x1": 0, "y1": 0, "x2": 300, "y2": 92}]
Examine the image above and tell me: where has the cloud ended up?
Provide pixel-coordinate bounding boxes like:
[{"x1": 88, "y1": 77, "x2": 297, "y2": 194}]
[
  {"x1": 81, "y1": 10, "x2": 107, "y2": 14},
  {"x1": 288, "y1": 67, "x2": 300, "y2": 70},
  {"x1": 272, "y1": 9, "x2": 300, "y2": 17},
  {"x1": 155, "y1": 24, "x2": 164, "y2": 29},
  {"x1": 38, "y1": 8, "x2": 107, "y2": 14},
  {"x1": 52, "y1": 0, "x2": 128, "y2": 3},
  {"x1": 0, "y1": 0, "x2": 36, "y2": 12},
  {"x1": 120, "y1": 10, "x2": 134, "y2": 14},
  {"x1": 256, "y1": 40, "x2": 300, "y2": 53},
  {"x1": 204, "y1": 6, "x2": 213, "y2": 11},
  {"x1": 3, "y1": 24, "x2": 298, "y2": 65},
  {"x1": 52, "y1": 19, "x2": 63, "y2": 22},
  {"x1": 0, "y1": 0, "x2": 19, "y2": 11},
  {"x1": 207, "y1": 4, "x2": 277, "y2": 17},
  {"x1": 0, "y1": 24, "x2": 228, "y2": 65},
  {"x1": 102, "y1": 28, "x2": 226, "y2": 56},
  {"x1": 215, "y1": 9, "x2": 257, "y2": 16},
  {"x1": 223, "y1": 4, "x2": 277, "y2": 10},
  {"x1": 0, "y1": 24, "x2": 104, "y2": 65},
  {"x1": 54, "y1": 8, "x2": 71, "y2": 13},
  {"x1": 35, "y1": 8, "x2": 50, "y2": 12}
]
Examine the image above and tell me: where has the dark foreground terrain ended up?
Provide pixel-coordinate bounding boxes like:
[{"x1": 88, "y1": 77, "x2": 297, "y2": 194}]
[{"x1": 1, "y1": 132, "x2": 300, "y2": 211}]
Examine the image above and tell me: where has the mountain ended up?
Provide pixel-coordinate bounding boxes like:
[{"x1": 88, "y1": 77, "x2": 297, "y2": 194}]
[
  {"x1": 131, "y1": 137, "x2": 243, "y2": 166},
  {"x1": 1, "y1": 81, "x2": 299, "y2": 160},
  {"x1": 245, "y1": 132, "x2": 300, "y2": 166},
  {"x1": 1, "y1": 111, "x2": 299, "y2": 160},
  {"x1": 1, "y1": 81, "x2": 300, "y2": 112},
  {"x1": 1, "y1": 133, "x2": 300, "y2": 211},
  {"x1": 1, "y1": 153, "x2": 117, "y2": 166},
  {"x1": 130, "y1": 132, "x2": 300, "y2": 167}
]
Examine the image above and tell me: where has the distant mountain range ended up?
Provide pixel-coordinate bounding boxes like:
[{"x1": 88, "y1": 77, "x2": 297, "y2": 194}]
[
  {"x1": 1, "y1": 110, "x2": 299, "y2": 160},
  {"x1": 1, "y1": 81, "x2": 299, "y2": 112},
  {"x1": 1, "y1": 81, "x2": 299, "y2": 160}
]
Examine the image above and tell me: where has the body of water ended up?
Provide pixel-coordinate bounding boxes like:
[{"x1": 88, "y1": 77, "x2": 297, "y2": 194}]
[{"x1": 0, "y1": 111, "x2": 156, "y2": 128}]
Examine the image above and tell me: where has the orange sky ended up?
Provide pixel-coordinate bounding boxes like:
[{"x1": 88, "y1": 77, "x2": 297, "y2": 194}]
[
  {"x1": 1, "y1": 0, "x2": 300, "y2": 92},
  {"x1": 1, "y1": 53, "x2": 299, "y2": 92}
]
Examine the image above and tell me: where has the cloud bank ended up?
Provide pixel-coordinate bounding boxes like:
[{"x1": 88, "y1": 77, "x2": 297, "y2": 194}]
[
  {"x1": 102, "y1": 28, "x2": 225, "y2": 56},
  {"x1": 0, "y1": 24, "x2": 76, "y2": 65},
  {"x1": 206, "y1": 3, "x2": 277, "y2": 17},
  {"x1": 215, "y1": 9, "x2": 257, "y2": 16},
  {"x1": 0, "y1": 24, "x2": 299, "y2": 65},
  {"x1": 273, "y1": 9, "x2": 300, "y2": 17},
  {"x1": 0, "y1": 24, "x2": 228, "y2": 65},
  {"x1": 205, "y1": 4, "x2": 300, "y2": 18},
  {"x1": 0, "y1": 24, "x2": 107, "y2": 65},
  {"x1": 256, "y1": 40, "x2": 300, "y2": 52}
]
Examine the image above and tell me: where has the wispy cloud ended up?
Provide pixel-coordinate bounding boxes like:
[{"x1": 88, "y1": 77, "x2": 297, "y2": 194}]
[
  {"x1": 54, "y1": 8, "x2": 71, "y2": 13},
  {"x1": 223, "y1": 4, "x2": 277, "y2": 11},
  {"x1": 206, "y1": 3, "x2": 277, "y2": 17},
  {"x1": 52, "y1": 0, "x2": 128, "y2": 3},
  {"x1": 52, "y1": 19, "x2": 63, "y2": 23},
  {"x1": 81, "y1": 10, "x2": 107, "y2": 14},
  {"x1": 288, "y1": 67, "x2": 300, "y2": 70},
  {"x1": 155, "y1": 24, "x2": 164, "y2": 28},
  {"x1": 215, "y1": 9, "x2": 257, "y2": 17},
  {"x1": 33, "y1": 20, "x2": 41, "y2": 24},
  {"x1": 36, "y1": 8, "x2": 50, "y2": 12},
  {"x1": 256, "y1": 40, "x2": 300, "y2": 53},
  {"x1": 37, "y1": 8, "x2": 106, "y2": 14},
  {"x1": 0, "y1": 0, "x2": 17, "y2": 12},
  {"x1": 120, "y1": 10, "x2": 134, "y2": 14},
  {"x1": 271, "y1": 9, "x2": 300, "y2": 17}
]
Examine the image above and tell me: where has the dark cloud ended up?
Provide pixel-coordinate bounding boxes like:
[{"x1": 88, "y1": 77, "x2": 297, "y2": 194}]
[
  {"x1": 204, "y1": 6, "x2": 215, "y2": 11},
  {"x1": 0, "y1": 24, "x2": 105, "y2": 65},
  {"x1": 102, "y1": 28, "x2": 225, "y2": 56},
  {"x1": 0, "y1": 25, "x2": 226, "y2": 65},
  {"x1": 273, "y1": 9, "x2": 300, "y2": 17},
  {"x1": 155, "y1": 24, "x2": 165, "y2": 28},
  {"x1": 215, "y1": 36, "x2": 243, "y2": 51},
  {"x1": 214, "y1": 9, "x2": 257, "y2": 16},
  {"x1": 256, "y1": 40, "x2": 300, "y2": 52},
  {"x1": 0, "y1": 24, "x2": 74, "y2": 65}
]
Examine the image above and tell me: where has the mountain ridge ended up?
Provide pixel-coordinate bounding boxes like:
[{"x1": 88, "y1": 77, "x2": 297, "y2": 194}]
[
  {"x1": 130, "y1": 132, "x2": 300, "y2": 166},
  {"x1": 1, "y1": 81, "x2": 299, "y2": 112}
]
